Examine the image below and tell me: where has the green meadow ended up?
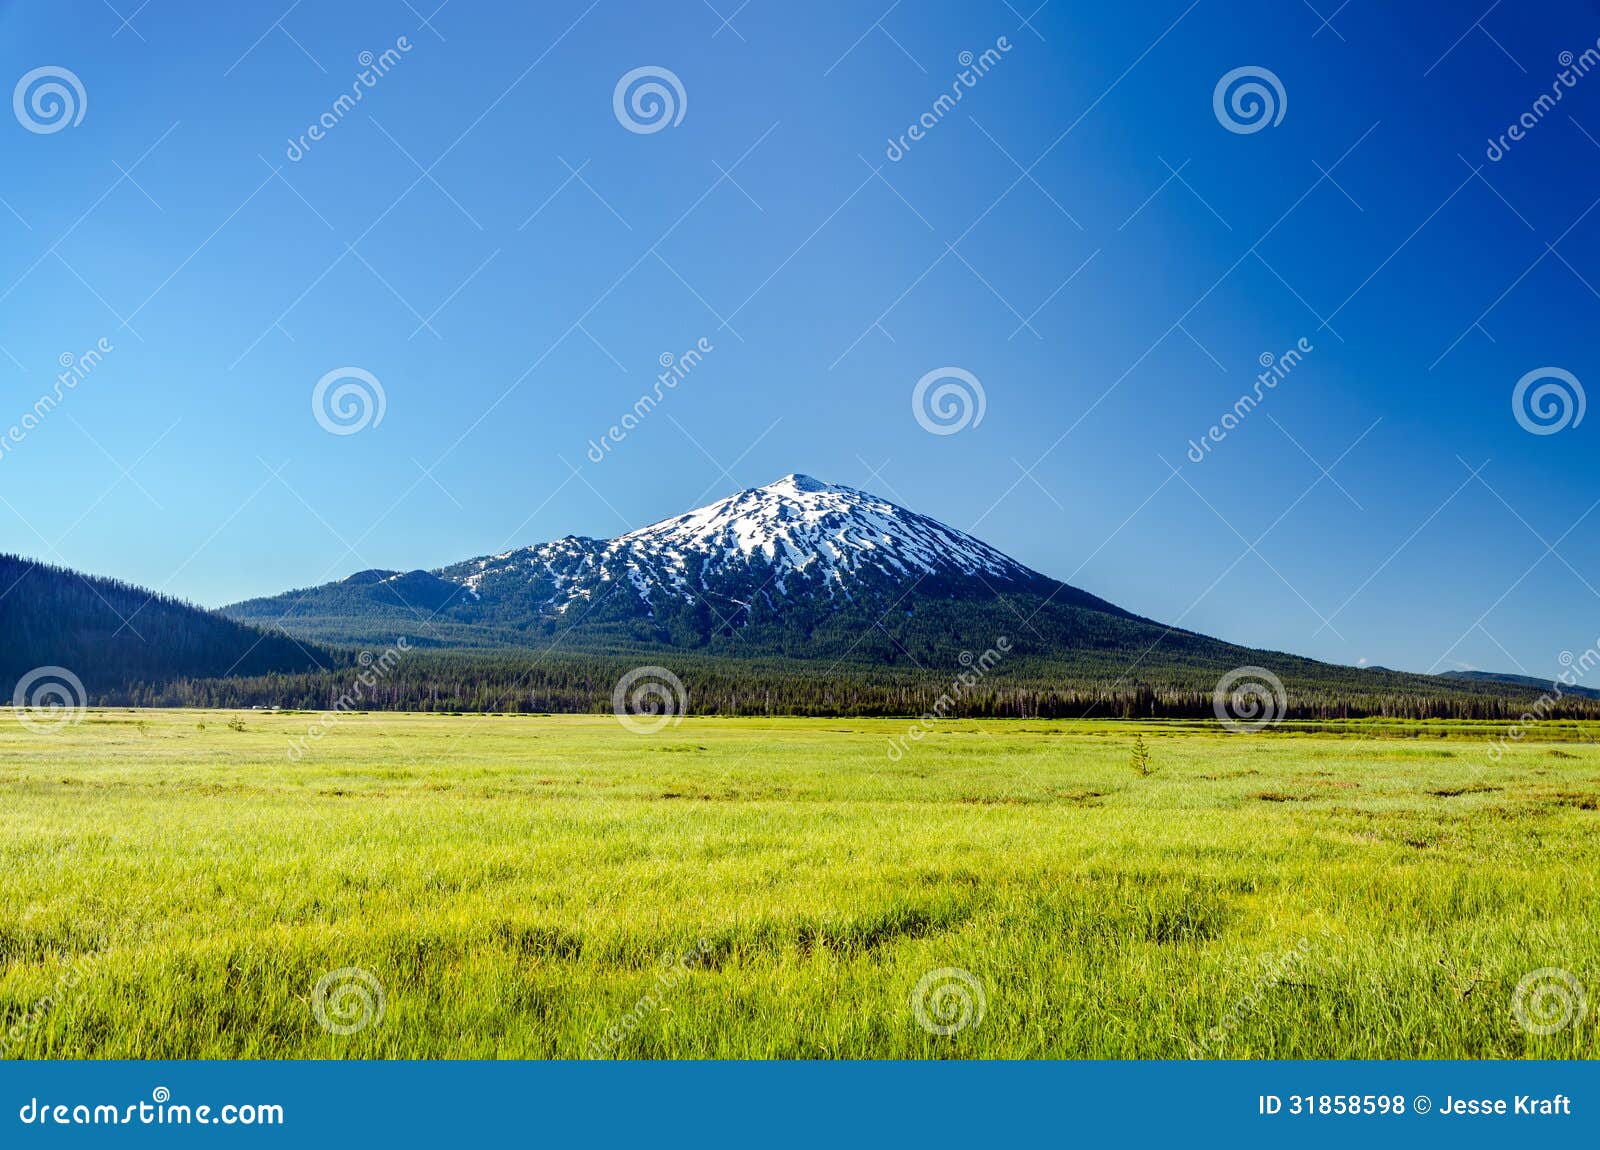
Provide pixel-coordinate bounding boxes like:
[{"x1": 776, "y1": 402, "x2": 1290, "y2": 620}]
[{"x1": 1, "y1": 709, "x2": 1596, "y2": 1059}]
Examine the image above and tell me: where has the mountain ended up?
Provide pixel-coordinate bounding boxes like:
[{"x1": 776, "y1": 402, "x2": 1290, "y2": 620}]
[
  {"x1": 1436, "y1": 669, "x2": 1600, "y2": 701},
  {"x1": 202, "y1": 475, "x2": 1599, "y2": 719},
  {"x1": 130, "y1": 474, "x2": 1596, "y2": 719},
  {"x1": 0, "y1": 553, "x2": 333, "y2": 696},
  {"x1": 224, "y1": 474, "x2": 1235, "y2": 665},
  {"x1": 5, "y1": 481, "x2": 1587, "y2": 722},
  {"x1": 445, "y1": 472, "x2": 1081, "y2": 609},
  {"x1": 214, "y1": 475, "x2": 1347, "y2": 699}
]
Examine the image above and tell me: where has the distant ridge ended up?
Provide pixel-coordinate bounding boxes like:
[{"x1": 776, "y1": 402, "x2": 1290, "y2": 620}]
[{"x1": 1436, "y1": 669, "x2": 1600, "y2": 702}]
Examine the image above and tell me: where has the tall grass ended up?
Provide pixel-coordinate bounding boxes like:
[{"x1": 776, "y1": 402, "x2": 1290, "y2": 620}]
[{"x1": 0, "y1": 710, "x2": 1595, "y2": 1058}]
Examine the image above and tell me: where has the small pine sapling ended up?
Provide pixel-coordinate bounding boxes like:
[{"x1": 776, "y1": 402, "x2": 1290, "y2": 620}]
[{"x1": 1129, "y1": 734, "x2": 1157, "y2": 777}]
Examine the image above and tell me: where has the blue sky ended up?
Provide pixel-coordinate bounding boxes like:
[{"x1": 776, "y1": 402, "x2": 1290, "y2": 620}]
[{"x1": 3, "y1": 0, "x2": 1600, "y2": 676}]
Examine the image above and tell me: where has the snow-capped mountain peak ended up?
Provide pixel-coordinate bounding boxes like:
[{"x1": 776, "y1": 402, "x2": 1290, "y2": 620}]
[
  {"x1": 438, "y1": 474, "x2": 1046, "y2": 614},
  {"x1": 616, "y1": 474, "x2": 1035, "y2": 585}
]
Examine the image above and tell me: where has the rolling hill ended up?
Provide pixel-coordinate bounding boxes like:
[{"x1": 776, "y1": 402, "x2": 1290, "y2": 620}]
[{"x1": 0, "y1": 553, "x2": 332, "y2": 696}]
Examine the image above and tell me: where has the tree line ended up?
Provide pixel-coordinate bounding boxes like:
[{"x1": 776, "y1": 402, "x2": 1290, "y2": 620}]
[{"x1": 107, "y1": 649, "x2": 1600, "y2": 722}]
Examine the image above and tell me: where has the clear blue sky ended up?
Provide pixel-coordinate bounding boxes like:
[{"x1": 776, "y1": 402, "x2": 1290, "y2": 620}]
[{"x1": 3, "y1": 0, "x2": 1599, "y2": 677}]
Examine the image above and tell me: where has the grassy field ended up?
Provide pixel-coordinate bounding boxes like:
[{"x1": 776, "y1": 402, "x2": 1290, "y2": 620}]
[{"x1": 1, "y1": 708, "x2": 1597, "y2": 1059}]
